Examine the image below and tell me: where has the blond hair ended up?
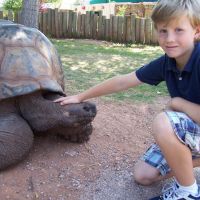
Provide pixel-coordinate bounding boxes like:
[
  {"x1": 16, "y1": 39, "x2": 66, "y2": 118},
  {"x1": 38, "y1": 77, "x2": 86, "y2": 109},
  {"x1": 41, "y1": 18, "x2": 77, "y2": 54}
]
[{"x1": 151, "y1": 0, "x2": 200, "y2": 28}]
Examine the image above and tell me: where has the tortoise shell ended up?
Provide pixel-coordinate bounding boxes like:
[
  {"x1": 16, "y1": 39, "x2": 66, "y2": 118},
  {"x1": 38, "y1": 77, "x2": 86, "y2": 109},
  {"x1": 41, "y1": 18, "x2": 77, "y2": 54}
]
[{"x1": 0, "y1": 20, "x2": 64, "y2": 100}]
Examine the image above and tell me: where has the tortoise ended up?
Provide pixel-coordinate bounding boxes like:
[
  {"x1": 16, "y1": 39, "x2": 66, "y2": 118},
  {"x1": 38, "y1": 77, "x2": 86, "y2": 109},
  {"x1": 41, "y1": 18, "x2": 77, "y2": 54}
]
[{"x1": 0, "y1": 20, "x2": 97, "y2": 170}]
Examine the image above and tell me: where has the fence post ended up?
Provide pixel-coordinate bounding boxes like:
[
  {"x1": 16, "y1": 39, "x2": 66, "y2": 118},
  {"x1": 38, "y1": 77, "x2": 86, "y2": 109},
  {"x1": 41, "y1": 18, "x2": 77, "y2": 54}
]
[
  {"x1": 85, "y1": 11, "x2": 90, "y2": 38},
  {"x1": 0, "y1": 9, "x2": 161, "y2": 45},
  {"x1": 76, "y1": 13, "x2": 81, "y2": 38},
  {"x1": 130, "y1": 15, "x2": 136, "y2": 43},
  {"x1": 59, "y1": 11, "x2": 64, "y2": 38},
  {"x1": 105, "y1": 18, "x2": 109, "y2": 41},
  {"x1": 97, "y1": 15, "x2": 102, "y2": 40},
  {"x1": 38, "y1": 12, "x2": 43, "y2": 32},
  {"x1": 51, "y1": 9, "x2": 56, "y2": 37},
  {"x1": 47, "y1": 9, "x2": 52, "y2": 36},
  {"x1": 62, "y1": 10, "x2": 68, "y2": 38},
  {"x1": 68, "y1": 10, "x2": 73, "y2": 38},
  {"x1": 55, "y1": 8, "x2": 60, "y2": 38},
  {"x1": 42, "y1": 12, "x2": 48, "y2": 35},
  {"x1": 112, "y1": 16, "x2": 118, "y2": 42},
  {"x1": 139, "y1": 17, "x2": 145, "y2": 44},
  {"x1": 135, "y1": 17, "x2": 140, "y2": 43},
  {"x1": 109, "y1": 15, "x2": 113, "y2": 41},
  {"x1": 81, "y1": 14, "x2": 85, "y2": 38},
  {"x1": 145, "y1": 18, "x2": 151, "y2": 45},
  {"x1": 126, "y1": 16, "x2": 132, "y2": 43},
  {"x1": 92, "y1": 14, "x2": 98, "y2": 39},
  {"x1": 72, "y1": 11, "x2": 77, "y2": 38},
  {"x1": 117, "y1": 16, "x2": 123, "y2": 43}
]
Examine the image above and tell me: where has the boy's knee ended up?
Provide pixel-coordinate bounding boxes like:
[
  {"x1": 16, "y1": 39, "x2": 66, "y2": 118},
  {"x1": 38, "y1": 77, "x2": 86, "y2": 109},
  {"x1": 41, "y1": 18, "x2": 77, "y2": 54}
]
[
  {"x1": 134, "y1": 170, "x2": 154, "y2": 186},
  {"x1": 152, "y1": 112, "x2": 172, "y2": 139},
  {"x1": 133, "y1": 161, "x2": 160, "y2": 186}
]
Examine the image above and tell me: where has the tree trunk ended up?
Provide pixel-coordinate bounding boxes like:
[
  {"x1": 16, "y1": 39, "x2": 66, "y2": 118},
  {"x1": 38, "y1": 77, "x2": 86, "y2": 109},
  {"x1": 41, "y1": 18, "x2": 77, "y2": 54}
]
[{"x1": 20, "y1": 0, "x2": 39, "y2": 28}]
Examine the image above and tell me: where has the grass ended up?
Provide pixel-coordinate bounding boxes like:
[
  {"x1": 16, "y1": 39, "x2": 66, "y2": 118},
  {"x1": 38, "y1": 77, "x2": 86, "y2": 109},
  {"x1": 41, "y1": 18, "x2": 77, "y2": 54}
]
[{"x1": 52, "y1": 39, "x2": 169, "y2": 103}]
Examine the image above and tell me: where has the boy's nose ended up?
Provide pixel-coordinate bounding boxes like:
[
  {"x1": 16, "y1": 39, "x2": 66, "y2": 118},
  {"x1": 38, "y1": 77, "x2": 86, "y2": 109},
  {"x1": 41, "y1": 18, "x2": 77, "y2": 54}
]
[{"x1": 166, "y1": 32, "x2": 176, "y2": 42}]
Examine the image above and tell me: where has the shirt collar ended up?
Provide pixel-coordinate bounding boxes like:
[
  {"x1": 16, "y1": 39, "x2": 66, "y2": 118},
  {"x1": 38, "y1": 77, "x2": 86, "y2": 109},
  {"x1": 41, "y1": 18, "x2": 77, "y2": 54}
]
[{"x1": 166, "y1": 42, "x2": 200, "y2": 72}]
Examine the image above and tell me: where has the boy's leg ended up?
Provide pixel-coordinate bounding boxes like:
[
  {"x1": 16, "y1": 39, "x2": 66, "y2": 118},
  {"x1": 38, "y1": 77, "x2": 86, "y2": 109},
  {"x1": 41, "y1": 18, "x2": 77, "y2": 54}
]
[
  {"x1": 134, "y1": 111, "x2": 200, "y2": 186},
  {"x1": 134, "y1": 158, "x2": 200, "y2": 186},
  {"x1": 153, "y1": 112, "x2": 194, "y2": 186},
  {"x1": 134, "y1": 160, "x2": 169, "y2": 185}
]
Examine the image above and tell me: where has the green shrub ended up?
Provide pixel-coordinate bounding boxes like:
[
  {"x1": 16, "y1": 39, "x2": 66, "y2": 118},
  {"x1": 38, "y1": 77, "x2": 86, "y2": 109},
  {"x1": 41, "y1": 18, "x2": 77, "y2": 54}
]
[{"x1": 3, "y1": 0, "x2": 22, "y2": 12}]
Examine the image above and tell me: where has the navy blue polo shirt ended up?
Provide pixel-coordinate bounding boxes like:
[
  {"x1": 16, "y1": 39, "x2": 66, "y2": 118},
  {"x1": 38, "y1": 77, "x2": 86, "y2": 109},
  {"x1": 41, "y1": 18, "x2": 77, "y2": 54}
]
[{"x1": 135, "y1": 42, "x2": 200, "y2": 104}]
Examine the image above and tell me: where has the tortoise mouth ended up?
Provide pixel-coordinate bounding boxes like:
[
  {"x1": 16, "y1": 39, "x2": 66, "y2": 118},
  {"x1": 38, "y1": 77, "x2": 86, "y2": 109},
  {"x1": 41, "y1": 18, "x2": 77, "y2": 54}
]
[
  {"x1": 43, "y1": 92, "x2": 97, "y2": 124},
  {"x1": 61, "y1": 102, "x2": 97, "y2": 126}
]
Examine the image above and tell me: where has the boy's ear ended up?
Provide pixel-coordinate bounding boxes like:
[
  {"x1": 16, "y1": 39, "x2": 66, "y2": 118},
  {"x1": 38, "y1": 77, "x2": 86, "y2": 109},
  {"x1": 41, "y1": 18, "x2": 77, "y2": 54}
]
[{"x1": 195, "y1": 26, "x2": 200, "y2": 40}]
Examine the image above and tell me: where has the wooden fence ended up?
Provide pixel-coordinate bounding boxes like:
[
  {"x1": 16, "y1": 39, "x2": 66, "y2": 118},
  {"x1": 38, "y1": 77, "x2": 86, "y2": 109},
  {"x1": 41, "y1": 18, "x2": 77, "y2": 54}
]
[{"x1": 0, "y1": 9, "x2": 158, "y2": 45}]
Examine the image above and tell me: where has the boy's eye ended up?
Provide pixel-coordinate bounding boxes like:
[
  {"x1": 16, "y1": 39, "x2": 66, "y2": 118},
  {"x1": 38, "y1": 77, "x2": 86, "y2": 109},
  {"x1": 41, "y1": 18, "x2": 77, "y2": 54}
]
[
  {"x1": 159, "y1": 29, "x2": 167, "y2": 34},
  {"x1": 175, "y1": 28, "x2": 184, "y2": 32}
]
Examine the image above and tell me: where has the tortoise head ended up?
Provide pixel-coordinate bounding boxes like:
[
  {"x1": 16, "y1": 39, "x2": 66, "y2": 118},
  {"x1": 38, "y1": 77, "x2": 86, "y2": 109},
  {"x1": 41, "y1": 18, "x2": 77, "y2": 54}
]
[{"x1": 19, "y1": 91, "x2": 97, "y2": 132}]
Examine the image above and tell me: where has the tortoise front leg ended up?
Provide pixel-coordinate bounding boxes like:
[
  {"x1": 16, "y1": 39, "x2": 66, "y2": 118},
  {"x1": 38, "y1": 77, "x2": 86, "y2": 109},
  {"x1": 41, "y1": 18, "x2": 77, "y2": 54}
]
[{"x1": 0, "y1": 113, "x2": 34, "y2": 170}]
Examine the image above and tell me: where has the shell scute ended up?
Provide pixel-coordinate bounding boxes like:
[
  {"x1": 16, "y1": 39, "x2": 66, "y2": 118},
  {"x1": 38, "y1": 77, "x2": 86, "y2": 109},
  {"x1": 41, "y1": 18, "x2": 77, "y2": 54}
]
[{"x1": 0, "y1": 21, "x2": 64, "y2": 100}]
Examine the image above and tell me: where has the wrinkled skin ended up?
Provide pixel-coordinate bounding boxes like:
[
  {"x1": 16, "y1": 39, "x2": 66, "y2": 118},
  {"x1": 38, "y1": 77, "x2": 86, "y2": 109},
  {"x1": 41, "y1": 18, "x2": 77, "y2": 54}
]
[{"x1": 0, "y1": 92, "x2": 96, "y2": 170}]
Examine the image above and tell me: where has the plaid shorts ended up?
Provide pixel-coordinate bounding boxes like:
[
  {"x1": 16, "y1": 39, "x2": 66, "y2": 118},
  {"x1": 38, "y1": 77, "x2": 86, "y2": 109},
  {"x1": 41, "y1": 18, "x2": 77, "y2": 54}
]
[{"x1": 141, "y1": 111, "x2": 200, "y2": 176}]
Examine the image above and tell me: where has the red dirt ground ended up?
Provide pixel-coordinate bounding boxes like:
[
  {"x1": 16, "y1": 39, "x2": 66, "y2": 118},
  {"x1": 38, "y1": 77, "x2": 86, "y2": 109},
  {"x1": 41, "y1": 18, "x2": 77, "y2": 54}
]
[{"x1": 0, "y1": 97, "x2": 169, "y2": 200}]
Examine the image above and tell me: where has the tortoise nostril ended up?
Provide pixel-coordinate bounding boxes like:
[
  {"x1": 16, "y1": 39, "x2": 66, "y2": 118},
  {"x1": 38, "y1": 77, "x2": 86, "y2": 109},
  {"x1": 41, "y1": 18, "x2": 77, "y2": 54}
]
[{"x1": 83, "y1": 105, "x2": 90, "y2": 112}]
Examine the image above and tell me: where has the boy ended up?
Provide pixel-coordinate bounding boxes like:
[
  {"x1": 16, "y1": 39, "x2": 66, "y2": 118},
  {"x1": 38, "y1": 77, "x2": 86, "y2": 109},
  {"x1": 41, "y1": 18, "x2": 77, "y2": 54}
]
[{"x1": 55, "y1": 0, "x2": 200, "y2": 199}]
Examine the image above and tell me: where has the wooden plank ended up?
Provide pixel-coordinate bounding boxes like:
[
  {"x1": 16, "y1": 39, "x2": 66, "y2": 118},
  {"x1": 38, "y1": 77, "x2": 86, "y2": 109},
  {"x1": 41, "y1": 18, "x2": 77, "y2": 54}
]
[
  {"x1": 81, "y1": 14, "x2": 85, "y2": 38},
  {"x1": 76, "y1": 13, "x2": 81, "y2": 38},
  {"x1": 51, "y1": 9, "x2": 56, "y2": 37},
  {"x1": 97, "y1": 15, "x2": 102, "y2": 40},
  {"x1": 59, "y1": 11, "x2": 64, "y2": 38},
  {"x1": 126, "y1": 16, "x2": 131, "y2": 43},
  {"x1": 135, "y1": 17, "x2": 140, "y2": 43},
  {"x1": 109, "y1": 15, "x2": 113, "y2": 41},
  {"x1": 47, "y1": 9, "x2": 52, "y2": 35},
  {"x1": 90, "y1": 12, "x2": 94, "y2": 39},
  {"x1": 89, "y1": 13, "x2": 94, "y2": 39},
  {"x1": 117, "y1": 16, "x2": 123, "y2": 43},
  {"x1": 55, "y1": 8, "x2": 60, "y2": 38},
  {"x1": 93, "y1": 14, "x2": 98, "y2": 39},
  {"x1": 101, "y1": 16, "x2": 106, "y2": 40},
  {"x1": 72, "y1": 12, "x2": 77, "y2": 38},
  {"x1": 145, "y1": 18, "x2": 151, "y2": 44},
  {"x1": 112, "y1": 16, "x2": 118, "y2": 42},
  {"x1": 105, "y1": 18, "x2": 110, "y2": 41},
  {"x1": 130, "y1": 15, "x2": 136, "y2": 43},
  {"x1": 62, "y1": 11, "x2": 68, "y2": 37},
  {"x1": 85, "y1": 11, "x2": 90, "y2": 38},
  {"x1": 139, "y1": 18, "x2": 145, "y2": 44},
  {"x1": 38, "y1": 12, "x2": 43, "y2": 32},
  {"x1": 42, "y1": 12, "x2": 48, "y2": 35},
  {"x1": 122, "y1": 16, "x2": 127, "y2": 43},
  {"x1": 68, "y1": 10, "x2": 73, "y2": 38}
]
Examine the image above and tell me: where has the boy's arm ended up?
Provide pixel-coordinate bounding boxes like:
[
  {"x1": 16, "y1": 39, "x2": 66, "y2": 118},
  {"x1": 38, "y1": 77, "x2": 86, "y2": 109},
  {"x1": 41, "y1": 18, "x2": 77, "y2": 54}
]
[
  {"x1": 55, "y1": 72, "x2": 142, "y2": 105},
  {"x1": 169, "y1": 97, "x2": 200, "y2": 124}
]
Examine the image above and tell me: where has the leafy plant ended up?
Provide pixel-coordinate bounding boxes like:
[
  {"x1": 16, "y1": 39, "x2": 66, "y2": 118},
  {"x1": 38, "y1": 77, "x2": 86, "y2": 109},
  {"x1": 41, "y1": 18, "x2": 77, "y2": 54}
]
[
  {"x1": 117, "y1": 5, "x2": 127, "y2": 16},
  {"x1": 3, "y1": 0, "x2": 22, "y2": 12}
]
